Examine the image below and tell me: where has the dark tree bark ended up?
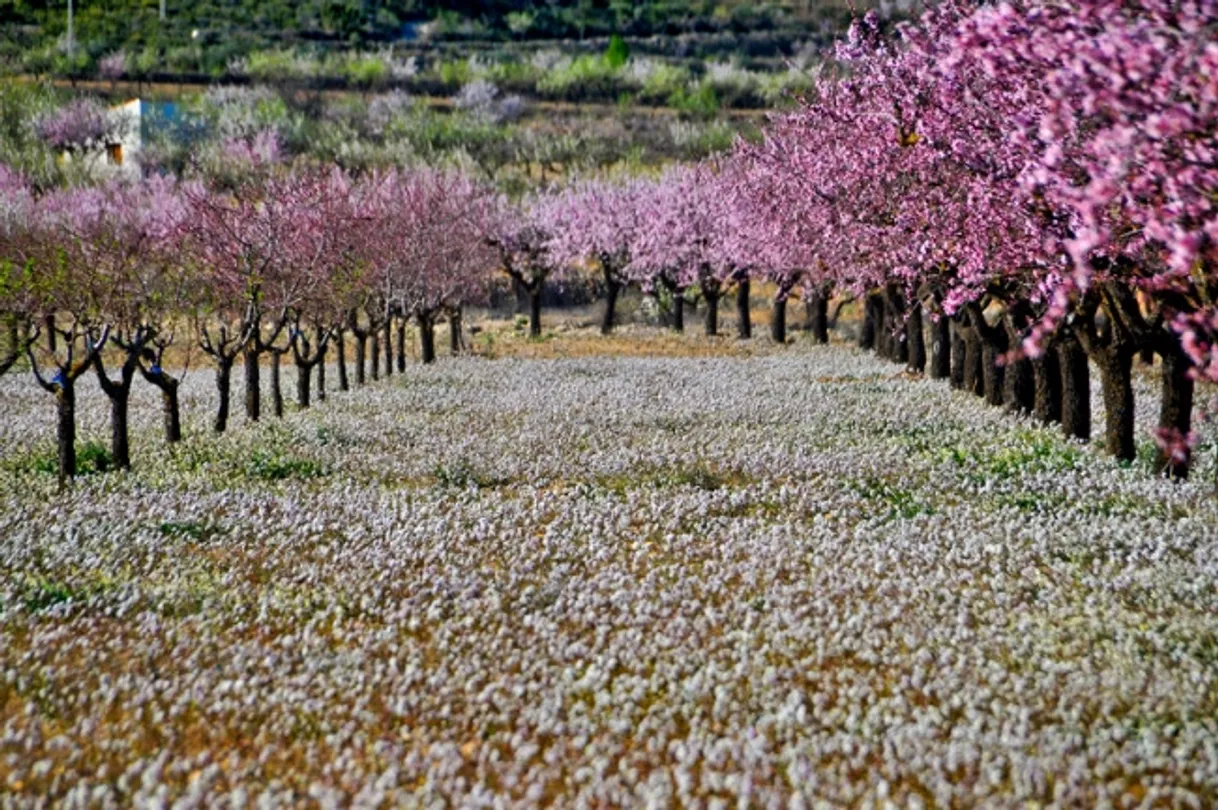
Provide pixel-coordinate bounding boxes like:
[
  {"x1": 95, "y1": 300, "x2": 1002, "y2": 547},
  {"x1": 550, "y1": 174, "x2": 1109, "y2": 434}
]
[
  {"x1": 316, "y1": 342, "x2": 327, "y2": 403},
  {"x1": 1031, "y1": 347, "x2": 1062, "y2": 426},
  {"x1": 882, "y1": 287, "x2": 907, "y2": 364},
  {"x1": 513, "y1": 276, "x2": 529, "y2": 315},
  {"x1": 27, "y1": 326, "x2": 108, "y2": 487},
  {"x1": 383, "y1": 318, "x2": 393, "y2": 377},
  {"x1": 418, "y1": 315, "x2": 436, "y2": 364},
  {"x1": 601, "y1": 274, "x2": 622, "y2": 334},
  {"x1": 1001, "y1": 314, "x2": 1035, "y2": 415},
  {"x1": 967, "y1": 303, "x2": 1005, "y2": 406},
  {"x1": 859, "y1": 293, "x2": 878, "y2": 351},
  {"x1": 907, "y1": 301, "x2": 926, "y2": 374},
  {"x1": 297, "y1": 358, "x2": 311, "y2": 409},
  {"x1": 243, "y1": 347, "x2": 261, "y2": 422},
  {"x1": 1140, "y1": 346, "x2": 1155, "y2": 366},
  {"x1": 1075, "y1": 291, "x2": 1139, "y2": 461},
  {"x1": 930, "y1": 312, "x2": 951, "y2": 380},
  {"x1": 949, "y1": 317, "x2": 966, "y2": 390},
  {"x1": 137, "y1": 347, "x2": 183, "y2": 445},
  {"x1": 396, "y1": 320, "x2": 406, "y2": 372},
  {"x1": 56, "y1": 382, "x2": 76, "y2": 487},
  {"x1": 771, "y1": 296, "x2": 787, "y2": 343},
  {"x1": 336, "y1": 328, "x2": 349, "y2": 392},
  {"x1": 806, "y1": 292, "x2": 829, "y2": 344},
  {"x1": 671, "y1": 291, "x2": 685, "y2": 333},
  {"x1": 529, "y1": 288, "x2": 543, "y2": 338},
  {"x1": 354, "y1": 332, "x2": 367, "y2": 385},
  {"x1": 960, "y1": 320, "x2": 984, "y2": 398},
  {"x1": 270, "y1": 350, "x2": 285, "y2": 418},
  {"x1": 704, "y1": 282, "x2": 721, "y2": 336},
  {"x1": 1057, "y1": 331, "x2": 1091, "y2": 442},
  {"x1": 450, "y1": 307, "x2": 463, "y2": 353},
  {"x1": 736, "y1": 280, "x2": 752, "y2": 339},
  {"x1": 370, "y1": 329, "x2": 380, "y2": 381},
  {"x1": 1095, "y1": 346, "x2": 1136, "y2": 462},
  {"x1": 93, "y1": 341, "x2": 142, "y2": 470},
  {"x1": 215, "y1": 358, "x2": 233, "y2": 434},
  {"x1": 1156, "y1": 339, "x2": 1195, "y2": 479}
]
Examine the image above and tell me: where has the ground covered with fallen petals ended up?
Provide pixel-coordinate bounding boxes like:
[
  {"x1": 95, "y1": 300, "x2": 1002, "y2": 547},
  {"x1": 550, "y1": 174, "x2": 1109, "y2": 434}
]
[{"x1": 2, "y1": 337, "x2": 1218, "y2": 808}]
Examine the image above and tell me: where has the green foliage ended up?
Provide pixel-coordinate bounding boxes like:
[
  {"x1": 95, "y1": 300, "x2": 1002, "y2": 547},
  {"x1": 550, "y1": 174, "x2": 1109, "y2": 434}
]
[
  {"x1": 433, "y1": 459, "x2": 507, "y2": 489},
  {"x1": 244, "y1": 450, "x2": 327, "y2": 481},
  {"x1": 605, "y1": 34, "x2": 630, "y2": 69},
  {"x1": 848, "y1": 476, "x2": 935, "y2": 520}
]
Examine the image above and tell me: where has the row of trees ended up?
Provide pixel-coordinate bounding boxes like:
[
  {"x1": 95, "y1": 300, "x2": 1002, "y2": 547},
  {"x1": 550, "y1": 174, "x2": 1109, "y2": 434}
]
[{"x1": 3, "y1": 0, "x2": 1216, "y2": 486}]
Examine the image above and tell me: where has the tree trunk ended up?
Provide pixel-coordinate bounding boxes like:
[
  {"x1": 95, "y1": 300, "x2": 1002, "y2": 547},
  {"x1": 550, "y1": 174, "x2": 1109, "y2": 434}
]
[
  {"x1": 336, "y1": 330, "x2": 349, "y2": 391},
  {"x1": 949, "y1": 318, "x2": 965, "y2": 390},
  {"x1": 704, "y1": 292, "x2": 720, "y2": 336},
  {"x1": 396, "y1": 320, "x2": 406, "y2": 372},
  {"x1": 736, "y1": 281, "x2": 751, "y2": 339},
  {"x1": 109, "y1": 387, "x2": 130, "y2": 471},
  {"x1": 907, "y1": 302, "x2": 925, "y2": 374},
  {"x1": 514, "y1": 276, "x2": 529, "y2": 315},
  {"x1": 1157, "y1": 341, "x2": 1195, "y2": 479},
  {"x1": 1031, "y1": 349, "x2": 1062, "y2": 426},
  {"x1": 316, "y1": 343, "x2": 327, "y2": 402},
  {"x1": 450, "y1": 308, "x2": 463, "y2": 353},
  {"x1": 859, "y1": 294, "x2": 878, "y2": 351},
  {"x1": 354, "y1": 334, "x2": 367, "y2": 385},
  {"x1": 370, "y1": 330, "x2": 380, "y2": 381},
  {"x1": 962, "y1": 324, "x2": 984, "y2": 398},
  {"x1": 1140, "y1": 346, "x2": 1155, "y2": 366},
  {"x1": 419, "y1": 315, "x2": 436, "y2": 364},
  {"x1": 1096, "y1": 346, "x2": 1136, "y2": 461},
  {"x1": 296, "y1": 360, "x2": 311, "y2": 409},
  {"x1": 601, "y1": 277, "x2": 621, "y2": 335},
  {"x1": 161, "y1": 381, "x2": 182, "y2": 444},
  {"x1": 529, "y1": 288, "x2": 542, "y2": 338},
  {"x1": 1057, "y1": 333, "x2": 1090, "y2": 442},
  {"x1": 57, "y1": 381, "x2": 76, "y2": 487},
  {"x1": 270, "y1": 351, "x2": 284, "y2": 418},
  {"x1": 215, "y1": 359, "x2": 233, "y2": 434},
  {"x1": 807, "y1": 293, "x2": 829, "y2": 344},
  {"x1": 981, "y1": 336, "x2": 1006, "y2": 408},
  {"x1": 930, "y1": 313, "x2": 950, "y2": 380},
  {"x1": 671, "y1": 292, "x2": 685, "y2": 333},
  {"x1": 243, "y1": 348, "x2": 261, "y2": 422},
  {"x1": 1001, "y1": 319, "x2": 1034, "y2": 415},
  {"x1": 771, "y1": 296, "x2": 787, "y2": 343},
  {"x1": 383, "y1": 319, "x2": 393, "y2": 376}
]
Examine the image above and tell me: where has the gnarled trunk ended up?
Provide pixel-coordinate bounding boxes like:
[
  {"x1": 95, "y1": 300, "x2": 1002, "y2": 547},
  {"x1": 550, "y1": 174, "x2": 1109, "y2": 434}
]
[
  {"x1": 370, "y1": 330, "x2": 380, "y2": 381},
  {"x1": 671, "y1": 292, "x2": 685, "y2": 333},
  {"x1": 949, "y1": 318, "x2": 965, "y2": 390},
  {"x1": 602, "y1": 270, "x2": 621, "y2": 335},
  {"x1": 336, "y1": 330, "x2": 349, "y2": 391},
  {"x1": 450, "y1": 308, "x2": 463, "y2": 353},
  {"x1": 296, "y1": 358, "x2": 311, "y2": 409},
  {"x1": 771, "y1": 296, "x2": 787, "y2": 344},
  {"x1": 529, "y1": 288, "x2": 543, "y2": 338},
  {"x1": 161, "y1": 382, "x2": 182, "y2": 444},
  {"x1": 1096, "y1": 346, "x2": 1136, "y2": 462},
  {"x1": 906, "y1": 302, "x2": 925, "y2": 374},
  {"x1": 396, "y1": 321, "x2": 406, "y2": 372},
  {"x1": 354, "y1": 333, "x2": 367, "y2": 386},
  {"x1": 930, "y1": 313, "x2": 950, "y2": 380},
  {"x1": 961, "y1": 323, "x2": 984, "y2": 398},
  {"x1": 215, "y1": 359, "x2": 233, "y2": 434},
  {"x1": 1157, "y1": 341, "x2": 1195, "y2": 479},
  {"x1": 56, "y1": 382, "x2": 76, "y2": 488},
  {"x1": 383, "y1": 319, "x2": 393, "y2": 377},
  {"x1": 1057, "y1": 333, "x2": 1090, "y2": 442},
  {"x1": 736, "y1": 281, "x2": 751, "y2": 339},
  {"x1": 807, "y1": 292, "x2": 829, "y2": 344},
  {"x1": 1001, "y1": 319, "x2": 1034, "y2": 415},
  {"x1": 419, "y1": 315, "x2": 436, "y2": 364},
  {"x1": 270, "y1": 351, "x2": 285, "y2": 418},
  {"x1": 109, "y1": 387, "x2": 130, "y2": 471},
  {"x1": 243, "y1": 347, "x2": 261, "y2": 422},
  {"x1": 1031, "y1": 349, "x2": 1062, "y2": 426},
  {"x1": 704, "y1": 291, "x2": 720, "y2": 336},
  {"x1": 316, "y1": 343, "x2": 327, "y2": 402}
]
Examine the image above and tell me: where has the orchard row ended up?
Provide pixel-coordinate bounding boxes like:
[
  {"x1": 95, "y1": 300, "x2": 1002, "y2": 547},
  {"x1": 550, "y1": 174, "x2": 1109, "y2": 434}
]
[{"x1": 3, "y1": 0, "x2": 1217, "y2": 486}]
